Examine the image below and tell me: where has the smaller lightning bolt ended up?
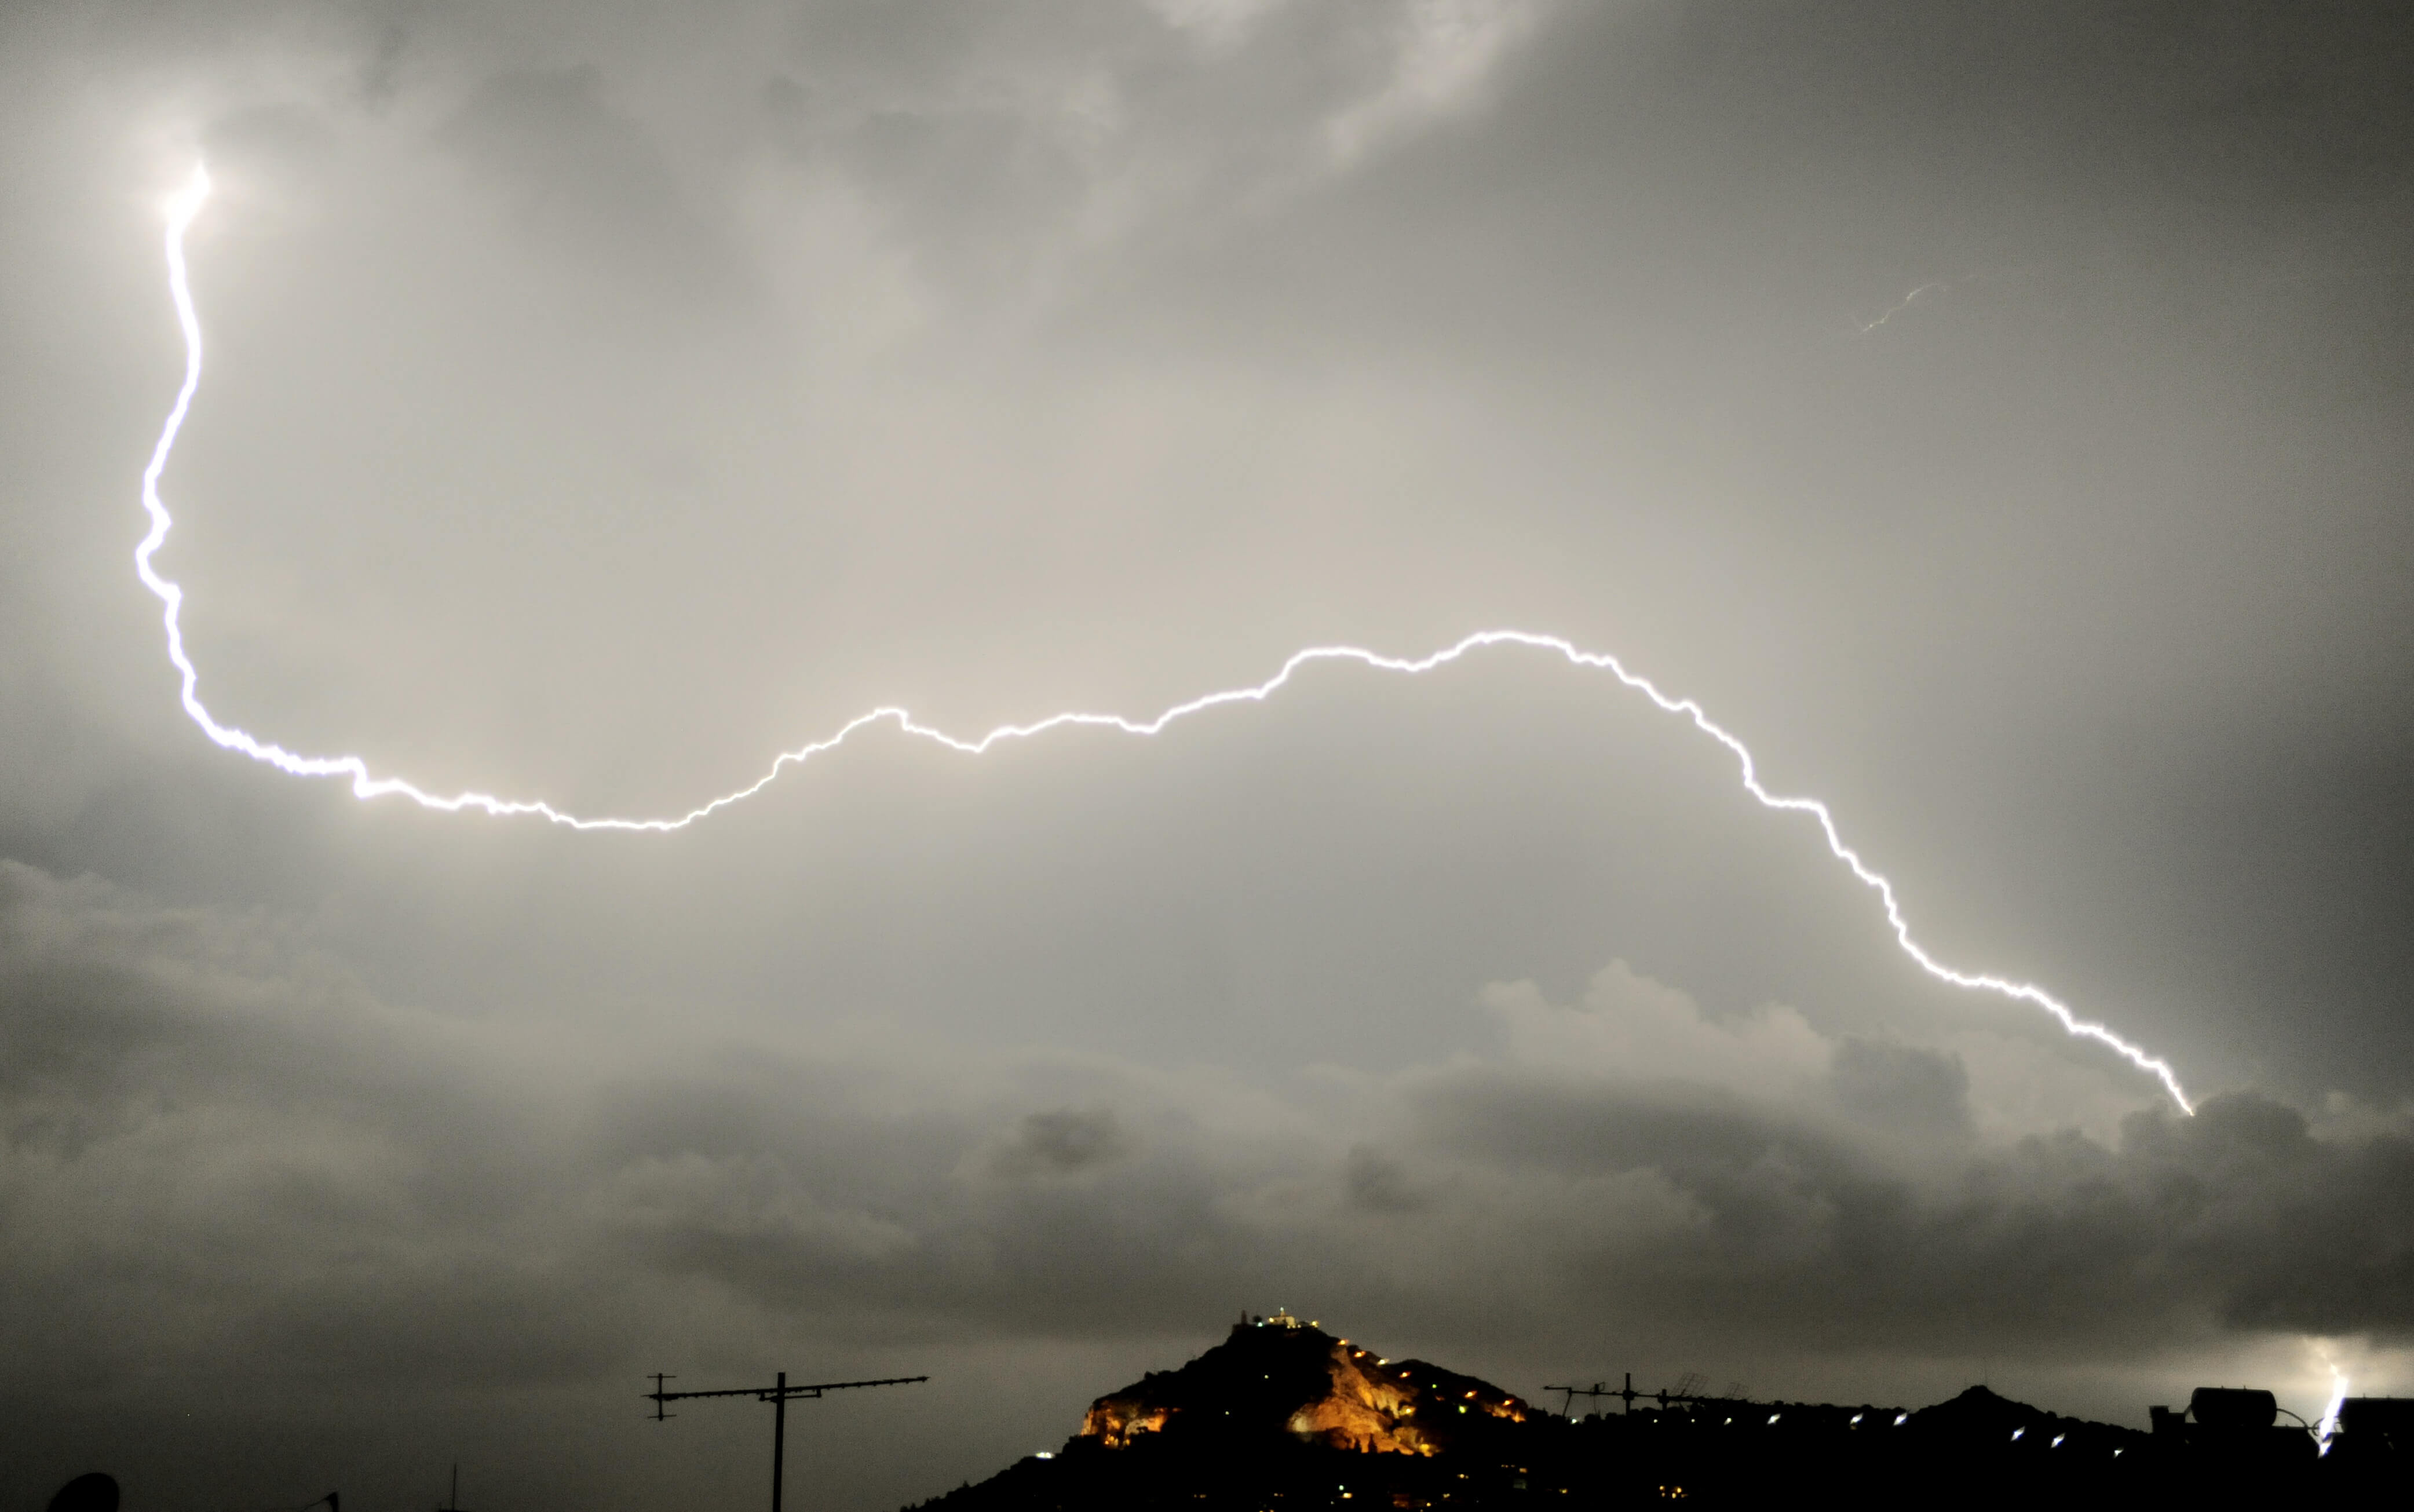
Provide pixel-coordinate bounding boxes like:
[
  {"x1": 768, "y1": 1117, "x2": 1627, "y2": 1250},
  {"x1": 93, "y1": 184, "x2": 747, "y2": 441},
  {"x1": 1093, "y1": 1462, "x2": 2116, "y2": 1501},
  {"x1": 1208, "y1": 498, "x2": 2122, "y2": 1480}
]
[
  {"x1": 137, "y1": 165, "x2": 2196, "y2": 1113},
  {"x1": 2314, "y1": 1349, "x2": 2349, "y2": 1456},
  {"x1": 1855, "y1": 279, "x2": 1950, "y2": 336}
]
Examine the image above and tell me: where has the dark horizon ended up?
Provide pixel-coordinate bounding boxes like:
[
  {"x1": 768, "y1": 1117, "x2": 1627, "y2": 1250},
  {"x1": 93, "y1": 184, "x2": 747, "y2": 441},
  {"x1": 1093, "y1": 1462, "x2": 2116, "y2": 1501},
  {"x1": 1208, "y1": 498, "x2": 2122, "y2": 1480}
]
[{"x1": 905, "y1": 1313, "x2": 2395, "y2": 1509}]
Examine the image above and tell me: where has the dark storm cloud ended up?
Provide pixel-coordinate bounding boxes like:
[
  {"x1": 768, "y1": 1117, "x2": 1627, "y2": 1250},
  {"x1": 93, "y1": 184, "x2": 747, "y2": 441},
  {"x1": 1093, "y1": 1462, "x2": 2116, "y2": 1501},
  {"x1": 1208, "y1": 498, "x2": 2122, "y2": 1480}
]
[
  {"x1": 1828, "y1": 1038, "x2": 1972, "y2": 1135},
  {"x1": 992, "y1": 1106, "x2": 1137, "y2": 1174},
  {"x1": 1412, "y1": 1068, "x2": 2414, "y2": 1353},
  {"x1": 8, "y1": 864, "x2": 2408, "y2": 1394},
  {"x1": 0, "y1": 861, "x2": 626, "y2": 1391},
  {"x1": 1343, "y1": 1143, "x2": 1428, "y2": 1214}
]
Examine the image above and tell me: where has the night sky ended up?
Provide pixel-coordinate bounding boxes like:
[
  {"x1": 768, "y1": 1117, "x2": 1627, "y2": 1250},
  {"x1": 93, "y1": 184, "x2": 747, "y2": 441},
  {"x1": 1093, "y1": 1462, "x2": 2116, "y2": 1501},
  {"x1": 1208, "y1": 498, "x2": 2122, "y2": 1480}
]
[{"x1": 3, "y1": 3, "x2": 2411, "y2": 1508}]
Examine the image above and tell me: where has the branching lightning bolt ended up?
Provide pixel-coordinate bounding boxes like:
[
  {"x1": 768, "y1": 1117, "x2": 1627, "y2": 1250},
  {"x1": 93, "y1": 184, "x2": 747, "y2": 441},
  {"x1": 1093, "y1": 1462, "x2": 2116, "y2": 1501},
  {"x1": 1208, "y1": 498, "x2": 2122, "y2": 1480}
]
[{"x1": 136, "y1": 166, "x2": 2194, "y2": 1113}]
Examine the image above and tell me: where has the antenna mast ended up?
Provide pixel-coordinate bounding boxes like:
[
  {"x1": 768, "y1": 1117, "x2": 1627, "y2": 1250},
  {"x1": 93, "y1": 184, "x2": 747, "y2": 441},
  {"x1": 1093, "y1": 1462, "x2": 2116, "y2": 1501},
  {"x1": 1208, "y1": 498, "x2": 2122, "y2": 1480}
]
[
  {"x1": 1542, "y1": 1381, "x2": 1617, "y2": 1418},
  {"x1": 645, "y1": 1371, "x2": 930, "y2": 1512}
]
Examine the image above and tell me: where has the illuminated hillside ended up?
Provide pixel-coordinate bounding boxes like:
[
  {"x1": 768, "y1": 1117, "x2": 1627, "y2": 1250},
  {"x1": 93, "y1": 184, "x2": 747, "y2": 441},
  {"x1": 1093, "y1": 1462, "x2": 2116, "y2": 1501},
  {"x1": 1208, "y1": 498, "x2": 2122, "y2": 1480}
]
[{"x1": 1078, "y1": 1311, "x2": 1527, "y2": 1456}]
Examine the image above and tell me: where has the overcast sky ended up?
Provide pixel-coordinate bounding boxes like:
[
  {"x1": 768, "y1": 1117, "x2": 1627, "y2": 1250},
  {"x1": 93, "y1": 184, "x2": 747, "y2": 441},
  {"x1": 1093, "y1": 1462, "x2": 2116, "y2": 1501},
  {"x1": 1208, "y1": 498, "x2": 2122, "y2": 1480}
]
[{"x1": 3, "y1": 2, "x2": 2412, "y2": 1507}]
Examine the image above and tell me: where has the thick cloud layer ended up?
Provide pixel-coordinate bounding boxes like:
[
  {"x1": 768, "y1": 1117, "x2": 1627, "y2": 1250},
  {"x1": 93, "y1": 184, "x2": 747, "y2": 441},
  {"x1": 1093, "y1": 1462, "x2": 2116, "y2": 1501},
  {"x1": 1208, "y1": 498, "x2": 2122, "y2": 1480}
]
[
  {"x1": 5, "y1": 861, "x2": 2407, "y2": 1506},
  {"x1": 3, "y1": 3, "x2": 2412, "y2": 1508}
]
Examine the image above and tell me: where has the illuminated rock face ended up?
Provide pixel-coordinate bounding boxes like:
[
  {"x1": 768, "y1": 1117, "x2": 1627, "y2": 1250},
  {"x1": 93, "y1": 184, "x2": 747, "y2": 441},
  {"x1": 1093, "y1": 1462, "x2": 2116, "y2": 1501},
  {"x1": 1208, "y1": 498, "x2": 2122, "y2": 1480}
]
[
  {"x1": 1076, "y1": 1317, "x2": 1529, "y2": 1459},
  {"x1": 1080, "y1": 1398, "x2": 1171, "y2": 1447},
  {"x1": 1285, "y1": 1346, "x2": 1434, "y2": 1454}
]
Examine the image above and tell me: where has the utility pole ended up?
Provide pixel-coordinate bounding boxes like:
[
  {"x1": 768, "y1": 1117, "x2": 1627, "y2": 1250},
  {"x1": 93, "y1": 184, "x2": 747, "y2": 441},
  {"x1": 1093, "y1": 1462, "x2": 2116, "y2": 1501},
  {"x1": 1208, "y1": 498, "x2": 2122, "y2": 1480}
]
[{"x1": 646, "y1": 1371, "x2": 929, "y2": 1512}]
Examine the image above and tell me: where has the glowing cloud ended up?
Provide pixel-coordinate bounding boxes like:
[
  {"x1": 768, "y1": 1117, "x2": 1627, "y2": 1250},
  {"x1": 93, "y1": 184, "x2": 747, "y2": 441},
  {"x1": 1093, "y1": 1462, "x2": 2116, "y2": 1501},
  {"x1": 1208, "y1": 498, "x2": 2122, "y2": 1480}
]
[{"x1": 134, "y1": 165, "x2": 2194, "y2": 1113}]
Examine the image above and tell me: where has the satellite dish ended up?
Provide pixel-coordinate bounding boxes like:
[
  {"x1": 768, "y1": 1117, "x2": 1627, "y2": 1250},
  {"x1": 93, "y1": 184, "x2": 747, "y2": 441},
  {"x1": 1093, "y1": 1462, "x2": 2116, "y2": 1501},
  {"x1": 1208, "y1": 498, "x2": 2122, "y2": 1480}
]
[{"x1": 46, "y1": 1473, "x2": 120, "y2": 1512}]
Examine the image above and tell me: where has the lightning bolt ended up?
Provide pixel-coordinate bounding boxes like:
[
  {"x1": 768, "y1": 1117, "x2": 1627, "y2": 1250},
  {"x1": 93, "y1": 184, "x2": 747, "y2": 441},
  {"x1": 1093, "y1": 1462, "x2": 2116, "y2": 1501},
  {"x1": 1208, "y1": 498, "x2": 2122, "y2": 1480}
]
[
  {"x1": 2314, "y1": 1349, "x2": 2349, "y2": 1455},
  {"x1": 1855, "y1": 279, "x2": 1949, "y2": 335},
  {"x1": 137, "y1": 166, "x2": 2194, "y2": 1113}
]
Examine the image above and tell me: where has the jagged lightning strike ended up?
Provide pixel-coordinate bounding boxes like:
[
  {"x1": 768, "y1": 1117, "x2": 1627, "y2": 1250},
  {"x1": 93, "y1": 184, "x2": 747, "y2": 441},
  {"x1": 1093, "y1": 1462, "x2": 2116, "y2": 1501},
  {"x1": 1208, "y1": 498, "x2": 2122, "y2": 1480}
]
[
  {"x1": 2314, "y1": 1350, "x2": 2349, "y2": 1456},
  {"x1": 138, "y1": 166, "x2": 2194, "y2": 1113}
]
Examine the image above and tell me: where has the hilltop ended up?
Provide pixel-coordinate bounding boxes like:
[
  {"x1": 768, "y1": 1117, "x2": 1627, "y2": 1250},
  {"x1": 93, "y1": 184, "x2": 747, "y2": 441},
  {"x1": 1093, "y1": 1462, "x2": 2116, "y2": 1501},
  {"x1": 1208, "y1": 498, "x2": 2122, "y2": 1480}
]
[{"x1": 1078, "y1": 1310, "x2": 1529, "y2": 1458}]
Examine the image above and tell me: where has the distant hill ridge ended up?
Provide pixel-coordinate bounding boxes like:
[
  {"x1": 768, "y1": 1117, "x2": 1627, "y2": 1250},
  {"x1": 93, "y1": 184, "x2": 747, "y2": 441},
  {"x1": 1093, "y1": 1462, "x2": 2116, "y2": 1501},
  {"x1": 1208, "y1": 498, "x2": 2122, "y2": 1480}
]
[{"x1": 908, "y1": 1315, "x2": 2381, "y2": 1509}]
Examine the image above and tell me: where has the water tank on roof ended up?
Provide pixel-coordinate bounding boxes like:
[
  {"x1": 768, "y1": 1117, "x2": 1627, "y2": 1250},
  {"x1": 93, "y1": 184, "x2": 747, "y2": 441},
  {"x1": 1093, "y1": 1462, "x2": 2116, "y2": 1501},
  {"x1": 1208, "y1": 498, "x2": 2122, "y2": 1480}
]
[
  {"x1": 2339, "y1": 1397, "x2": 2414, "y2": 1447},
  {"x1": 46, "y1": 1474, "x2": 120, "y2": 1512},
  {"x1": 2188, "y1": 1387, "x2": 2278, "y2": 1432}
]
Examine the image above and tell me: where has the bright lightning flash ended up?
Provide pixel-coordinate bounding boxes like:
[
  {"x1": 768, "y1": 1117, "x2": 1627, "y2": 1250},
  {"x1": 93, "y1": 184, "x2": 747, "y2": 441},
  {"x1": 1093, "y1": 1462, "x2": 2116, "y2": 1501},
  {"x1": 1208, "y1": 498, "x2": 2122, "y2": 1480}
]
[
  {"x1": 136, "y1": 165, "x2": 2194, "y2": 1114},
  {"x1": 2315, "y1": 1350, "x2": 2349, "y2": 1455}
]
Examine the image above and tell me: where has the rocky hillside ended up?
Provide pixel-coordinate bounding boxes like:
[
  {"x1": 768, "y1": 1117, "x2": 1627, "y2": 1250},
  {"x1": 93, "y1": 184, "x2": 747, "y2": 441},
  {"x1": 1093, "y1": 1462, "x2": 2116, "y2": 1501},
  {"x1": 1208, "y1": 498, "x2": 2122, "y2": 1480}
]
[{"x1": 1078, "y1": 1311, "x2": 1528, "y2": 1457}]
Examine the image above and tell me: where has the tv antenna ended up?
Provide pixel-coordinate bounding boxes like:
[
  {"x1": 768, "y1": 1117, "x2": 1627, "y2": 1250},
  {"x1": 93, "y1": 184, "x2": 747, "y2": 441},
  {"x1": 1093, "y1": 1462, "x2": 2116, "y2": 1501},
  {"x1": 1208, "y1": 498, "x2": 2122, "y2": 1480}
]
[
  {"x1": 436, "y1": 1462, "x2": 465, "y2": 1511},
  {"x1": 645, "y1": 1370, "x2": 929, "y2": 1512},
  {"x1": 1542, "y1": 1381, "x2": 1616, "y2": 1418}
]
